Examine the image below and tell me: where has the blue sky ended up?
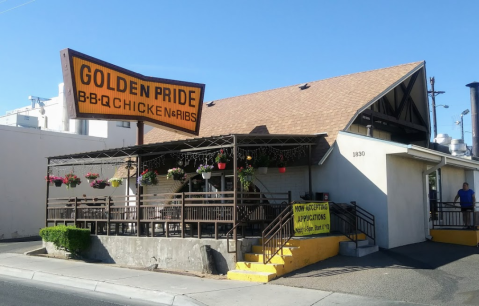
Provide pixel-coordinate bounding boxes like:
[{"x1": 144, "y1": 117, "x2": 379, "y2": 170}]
[{"x1": 0, "y1": 0, "x2": 478, "y2": 144}]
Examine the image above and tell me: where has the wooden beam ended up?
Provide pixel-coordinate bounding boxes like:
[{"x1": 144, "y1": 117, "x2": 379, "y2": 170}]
[
  {"x1": 382, "y1": 96, "x2": 395, "y2": 116},
  {"x1": 362, "y1": 109, "x2": 427, "y2": 132},
  {"x1": 396, "y1": 71, "x2": 419, "y2": 119},
  {"x1": 399, "y1": 83, "x2": 427, "y2": 127}
]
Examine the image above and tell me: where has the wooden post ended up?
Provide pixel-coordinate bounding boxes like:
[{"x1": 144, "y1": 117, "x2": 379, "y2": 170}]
[
  {"x1": 233, "y1": 136, "x2": 238, "y2": 243},
  {"x1": 45, "y1": 159, "x2": 50, "y2": 227},
  {"x1": 107, "y1": 197, "x2": 111, "y2": 235},
  {"x1": 74, "y1": 197, "x2": 78, "y2": 227},
  {"x1": 308, "y1": 145, "x2": 313, "y2": 200},
  {"x1": 137, "y1": 121, "x2": 144, "y2": 145},
  {"x1": 136, "y1": 155, "x2": 141, "y2": 237},
  {"x1": 198, "y1": 222, "x2": 201, "y2": 239},
  {"x1": 181, "y1": 192, "x2": 185, "y2": 238}
]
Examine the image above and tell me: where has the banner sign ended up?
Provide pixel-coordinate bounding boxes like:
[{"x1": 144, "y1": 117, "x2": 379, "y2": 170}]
[
  {"x1": 60, "y1": 48, "x2": 205, "y2": 135},
  {"x1": 293, "y1": 202, "x2": 330, "y2": 236}
]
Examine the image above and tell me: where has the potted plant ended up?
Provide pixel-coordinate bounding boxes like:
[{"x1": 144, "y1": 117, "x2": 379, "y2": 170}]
[
  {"x1": 138, "y1": 169, "x2": 158, "y2": 186},
  {"x1": 277, "y1": 156, "x2": 286, "y2": 173},
  {"x1": 167, "y1": 168, "x2": 187, "y2": 182},
  {"x1": 63, "y1": 173, "x2": 81, "y2": 189},
  {"x1": 108, "y1": 177, "x2": 123, "y2": 188},
  {"x1": 85, "y1": 172, "x2": 99, "y2": 183},
  {"x1": 254, "y1": 154, "x2": 270, "y2": 175},
  {"x1": 51, "y1": 176, "x2": 64, "y2": 187},
  {"x1": 238, "y1": 165, "x2": 255, "y2": 189},
  {"x1": 215, "y1": 149, "x2": 229, "y2": 170},
  {"x1": 90, "y1": 178, "x2": 110, "y2": 189},
  {"x1": 196, "y1": 164, "x2": 214, "y2": 179}
]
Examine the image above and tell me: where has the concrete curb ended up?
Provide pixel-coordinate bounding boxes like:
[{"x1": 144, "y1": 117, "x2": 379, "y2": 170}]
[
  {"x1": 0, "y1": 265, "x2": 205, "y2": 306},
  {"x1": 23, "y1": 247, "x2": 46, "y2": 256}
]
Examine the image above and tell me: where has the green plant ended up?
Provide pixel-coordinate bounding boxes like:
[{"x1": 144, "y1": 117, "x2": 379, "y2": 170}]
[
  {"x1": 138, "y1": 169, "x2": 158, "y2": 186},
  {"x1": 238, "y1": 165, "x2": 255, "y2": 189},
  {"x1": 63, "y1": 173, "x2": 81, "y2": 188},
  {"x1": 39, "y1": 225, "x2": 91, "y2": 256},
  {"x1": 254, "y1": 154, "x2": 270, "y2": 168},
  {"x1": 108, "y1": 177, "x2": 123, "y2": 185},
  {"x1": 196, "y1": 164, "x2": 214, "y2": 174},
  {"x1": 277, "y1": 155, "x2": 287, "y2": 167},
  {"x1": 215, "y1": 149, "x2": 229, "y2": 163},
  {"x1": 167, "y1": 168, "x2": 187, "y2": 181}
]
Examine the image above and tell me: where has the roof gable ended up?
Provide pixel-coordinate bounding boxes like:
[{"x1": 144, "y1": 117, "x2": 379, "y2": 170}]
[{"x1": 145, "y1": 61, "x2": 425, "y2": 148}]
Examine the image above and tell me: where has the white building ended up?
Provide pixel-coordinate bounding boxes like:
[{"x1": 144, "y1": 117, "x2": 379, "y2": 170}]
[{"x1": 0, "y1": 83, "x2": 151, "y2": 240}]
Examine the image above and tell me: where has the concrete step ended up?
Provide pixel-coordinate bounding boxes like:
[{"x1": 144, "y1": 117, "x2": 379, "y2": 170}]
[
  {"x1": 259, "y1": 239, "x2": 301, "y2": 247},
  {"x1": 251, "y1": 245, "x2": 299, "y2": 255},
  {"x1": 339, "y1": 243, "x2": 378, "y2": 257},
  {"x1": 339, "y1": 239, "x2": 369, "y2": 249},
  {"x1": 235, "y1": 261, "x2": 285, "y2": 274},
  {"x1": 245, "y1": 253, "x2": 294, "y2": 264},
  {"x1": 227, "y1": 269, "x2": 276, "y2": 282}
]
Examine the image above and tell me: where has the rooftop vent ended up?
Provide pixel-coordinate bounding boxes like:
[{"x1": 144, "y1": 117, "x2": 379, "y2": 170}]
[
  {"x1": 299, "y1": 83, "x2": 310, "y2": 90},
  {"x1": 206, "y1": 101, "x2": 215, "y2": 107}
]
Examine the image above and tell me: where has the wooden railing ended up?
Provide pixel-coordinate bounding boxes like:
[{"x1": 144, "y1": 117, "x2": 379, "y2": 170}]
[{"x1": 46, "y1": 191, "x2": 290, "y2": 239}]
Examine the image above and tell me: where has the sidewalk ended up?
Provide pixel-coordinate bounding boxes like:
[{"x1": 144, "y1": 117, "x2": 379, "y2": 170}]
[{"x1": 0, "y1": 252, "x2": 426, "y2": 306}]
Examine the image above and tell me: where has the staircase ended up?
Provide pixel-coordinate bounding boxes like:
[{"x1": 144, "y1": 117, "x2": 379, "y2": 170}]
[{"x1": 227, "y1": 201, "x2": 378, "y2": 283}]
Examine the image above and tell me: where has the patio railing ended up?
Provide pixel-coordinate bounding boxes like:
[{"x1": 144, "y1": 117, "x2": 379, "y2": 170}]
[
  {"x1": 431, "y1": 202, "x2": 478, "y2": 230},
  {"x1": 46, "y1": 191, "x2": 290, "y2": 238}
]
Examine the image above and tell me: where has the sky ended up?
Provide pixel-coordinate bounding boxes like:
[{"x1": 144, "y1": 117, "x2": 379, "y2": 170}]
[{"x1": 0, "y1": 0, "x2": 478, "y2": 144}]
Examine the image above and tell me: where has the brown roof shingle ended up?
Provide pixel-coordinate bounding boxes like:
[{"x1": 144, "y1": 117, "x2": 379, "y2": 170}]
[{"x1": 145, "y1": 61, "x2": 424, "y2": 148}]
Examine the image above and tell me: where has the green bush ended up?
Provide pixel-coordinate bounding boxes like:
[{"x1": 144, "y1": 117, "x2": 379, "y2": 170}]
[{"x1": 39, "y1": 225, "x2": 91, "y2": 255}]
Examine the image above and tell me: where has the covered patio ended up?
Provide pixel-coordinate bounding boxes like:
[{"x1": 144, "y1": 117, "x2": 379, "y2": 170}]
[{"x1": 45, "y1": 133, "x2": 323, "y2": 240}]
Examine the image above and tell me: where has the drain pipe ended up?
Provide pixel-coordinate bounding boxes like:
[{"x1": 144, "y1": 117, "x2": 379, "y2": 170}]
[{"x1": 422, "y1": 156, "x2": 447, "y2": 239}]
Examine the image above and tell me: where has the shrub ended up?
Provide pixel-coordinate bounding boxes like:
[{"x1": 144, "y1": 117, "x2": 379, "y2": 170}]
[{"x1": 39, "y1": 225, "x2": 91, "y2": 255}]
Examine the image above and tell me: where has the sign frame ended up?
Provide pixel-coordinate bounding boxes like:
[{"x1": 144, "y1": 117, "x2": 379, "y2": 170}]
[{"x1": 60, "y1": 48, "x2": 205, "y2": 136}]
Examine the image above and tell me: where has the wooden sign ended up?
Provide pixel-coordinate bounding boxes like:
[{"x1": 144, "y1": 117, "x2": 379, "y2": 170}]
[{"x1": 60, "y1": 48, "x2": 205, "y2": 135}]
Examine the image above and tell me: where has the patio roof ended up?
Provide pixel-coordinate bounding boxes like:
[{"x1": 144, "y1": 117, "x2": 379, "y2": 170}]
[{"x1": 47, "y1": 133, "x2": 325, "y2": 166}]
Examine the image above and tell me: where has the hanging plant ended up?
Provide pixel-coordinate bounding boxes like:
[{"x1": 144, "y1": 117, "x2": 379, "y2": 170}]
[
  {"x1": 85, "y1": 172, "x2": 99, "y2": 183},
  {"x1": 138, "y1": 169, "x2": 158, "y2": 186},
  {"x1": 238, "y1": 165, "x2": 255, "y2": 189},
  {"x1": 90, "y1": 179, "x2": 110, "y2": 189},
  {"x1": 108, "y1": 177, "x2": 123, "y2": 188},
  {"x1": 167, "y1": 168, "x2": 187, "y2": 182},
  {"x1": 277, "y1": 155, "x2": 287, "y2": 173},
  {"x1": 196, "y1": 164, "x2": 214, "y2": 179},
  {"x1": 215, "y1": 149, "x2": 229, "y2": 169},
  {"x1": 63, "y1": 173, "x2": 81, "y2": 189},
  {"x1": 254, "y1": 154, "x2": 270, "y2": 175}
]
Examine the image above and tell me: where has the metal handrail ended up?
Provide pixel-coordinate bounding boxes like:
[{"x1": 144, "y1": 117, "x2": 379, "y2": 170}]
[
  {"x1": 431, "y1": 201, "x2": 478, "y2": 229},
  {"x1": 261, "y1": 204, "x2": 294, "y2": 264}
]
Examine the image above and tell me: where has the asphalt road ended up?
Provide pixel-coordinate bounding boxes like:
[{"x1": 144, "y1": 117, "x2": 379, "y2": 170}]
[
  {"x1": 0, "y1": 239, "x2": 42, "y2": 254},
  {"x1": 0, "y1": 274, "x2": 163, "y2": 306},
  {"x1": 271, "y1": 241, "x2": 479, "y2": 306}
]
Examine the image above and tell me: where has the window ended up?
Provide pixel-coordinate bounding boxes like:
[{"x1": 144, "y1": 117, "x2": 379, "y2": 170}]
[{"x1": 116, "y1": 121, "x2": 130, "y2": 128}]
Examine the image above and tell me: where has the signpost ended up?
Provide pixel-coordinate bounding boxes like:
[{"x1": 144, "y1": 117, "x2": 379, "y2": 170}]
[{"x1": 60, "y1": 48, "x2": 205, "y2": 137}]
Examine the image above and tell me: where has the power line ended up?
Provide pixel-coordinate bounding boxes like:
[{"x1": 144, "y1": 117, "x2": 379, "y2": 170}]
[{"x1": 0, "y1": 0, "x2": 36, "y2": 15}]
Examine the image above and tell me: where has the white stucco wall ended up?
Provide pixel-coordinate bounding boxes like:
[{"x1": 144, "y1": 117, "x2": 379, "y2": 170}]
[
  {"x1": 0, "y1": 124, "x2": 139, "y2": 240},
  {"x1": 314, "y1": 132, "x2": 408, "y2": 248},
  {"x1": 386, "y1": 155, "x2": 426, "y2": 248},
  {"x1": 441, "y1": 166, "x2": 466, "y2": 202}
]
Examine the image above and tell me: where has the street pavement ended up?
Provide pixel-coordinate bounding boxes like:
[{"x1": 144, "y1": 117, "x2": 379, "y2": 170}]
[
  {"x1": 0, "y1": 239, "x2": 42, "y2": 254},
  {"x1": 0, "y1": 251, "x2": 425, "y2": 306},
  {"x1": 272, "y1": 241, "x2": 479, "y2": 305}
]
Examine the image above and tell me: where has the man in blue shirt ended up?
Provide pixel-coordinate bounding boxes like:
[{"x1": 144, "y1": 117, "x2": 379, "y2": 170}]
[{"x1": 454, "y1": 182, "x2": 476, "y2": 229}]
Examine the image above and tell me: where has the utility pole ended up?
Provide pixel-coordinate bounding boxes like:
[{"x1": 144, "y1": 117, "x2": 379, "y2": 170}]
[{"x1": 427, "y1": 77, "x2": 446, "y2": 141}]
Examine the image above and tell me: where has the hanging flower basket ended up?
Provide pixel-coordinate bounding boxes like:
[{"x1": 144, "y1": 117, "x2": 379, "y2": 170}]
[
  {"x1": 278, "y1": 167, "x2": 286, "y2": 173},
  {"x1": 196, "y1": 164, "x2": 214, "y2": 180},
  {"x1": 254, "y1": 154, "x2": 270, "y2": 175},
  {"x1": 167, "y1": 168, "x2": 186, "y2": 182},
  {"x1": 138, "y1": 169, "x2": 158, "y2": 186},
  {"x1": 109, "y1": 178, "x2": 122, "y2": 188},
  {"x1": 277, "y1": 155, "x2": 286, "y2": 174},
  {"x1": 215, "y1": 149, "x2": 229, "y2": 170},
  {"x1": 53, "y1": 179, "x2": 63, "y2": 187},
  {"x1": 85, "y1": 173, "x2": 99, "y2": 183},
  {"x1": 63, "y1": 173, "x2": 81, "y2": 189},
  {"x1": 90, "y1": 179, "x2": 110, "y2": 189},
  {"x1": 238, "y1": 165, "x2": 255, "y2": 189}
]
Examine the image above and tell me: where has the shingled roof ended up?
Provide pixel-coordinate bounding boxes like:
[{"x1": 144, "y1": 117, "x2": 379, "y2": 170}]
[{"x1": 145, "y1": 61, "x2": 425, "y2": 149}]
